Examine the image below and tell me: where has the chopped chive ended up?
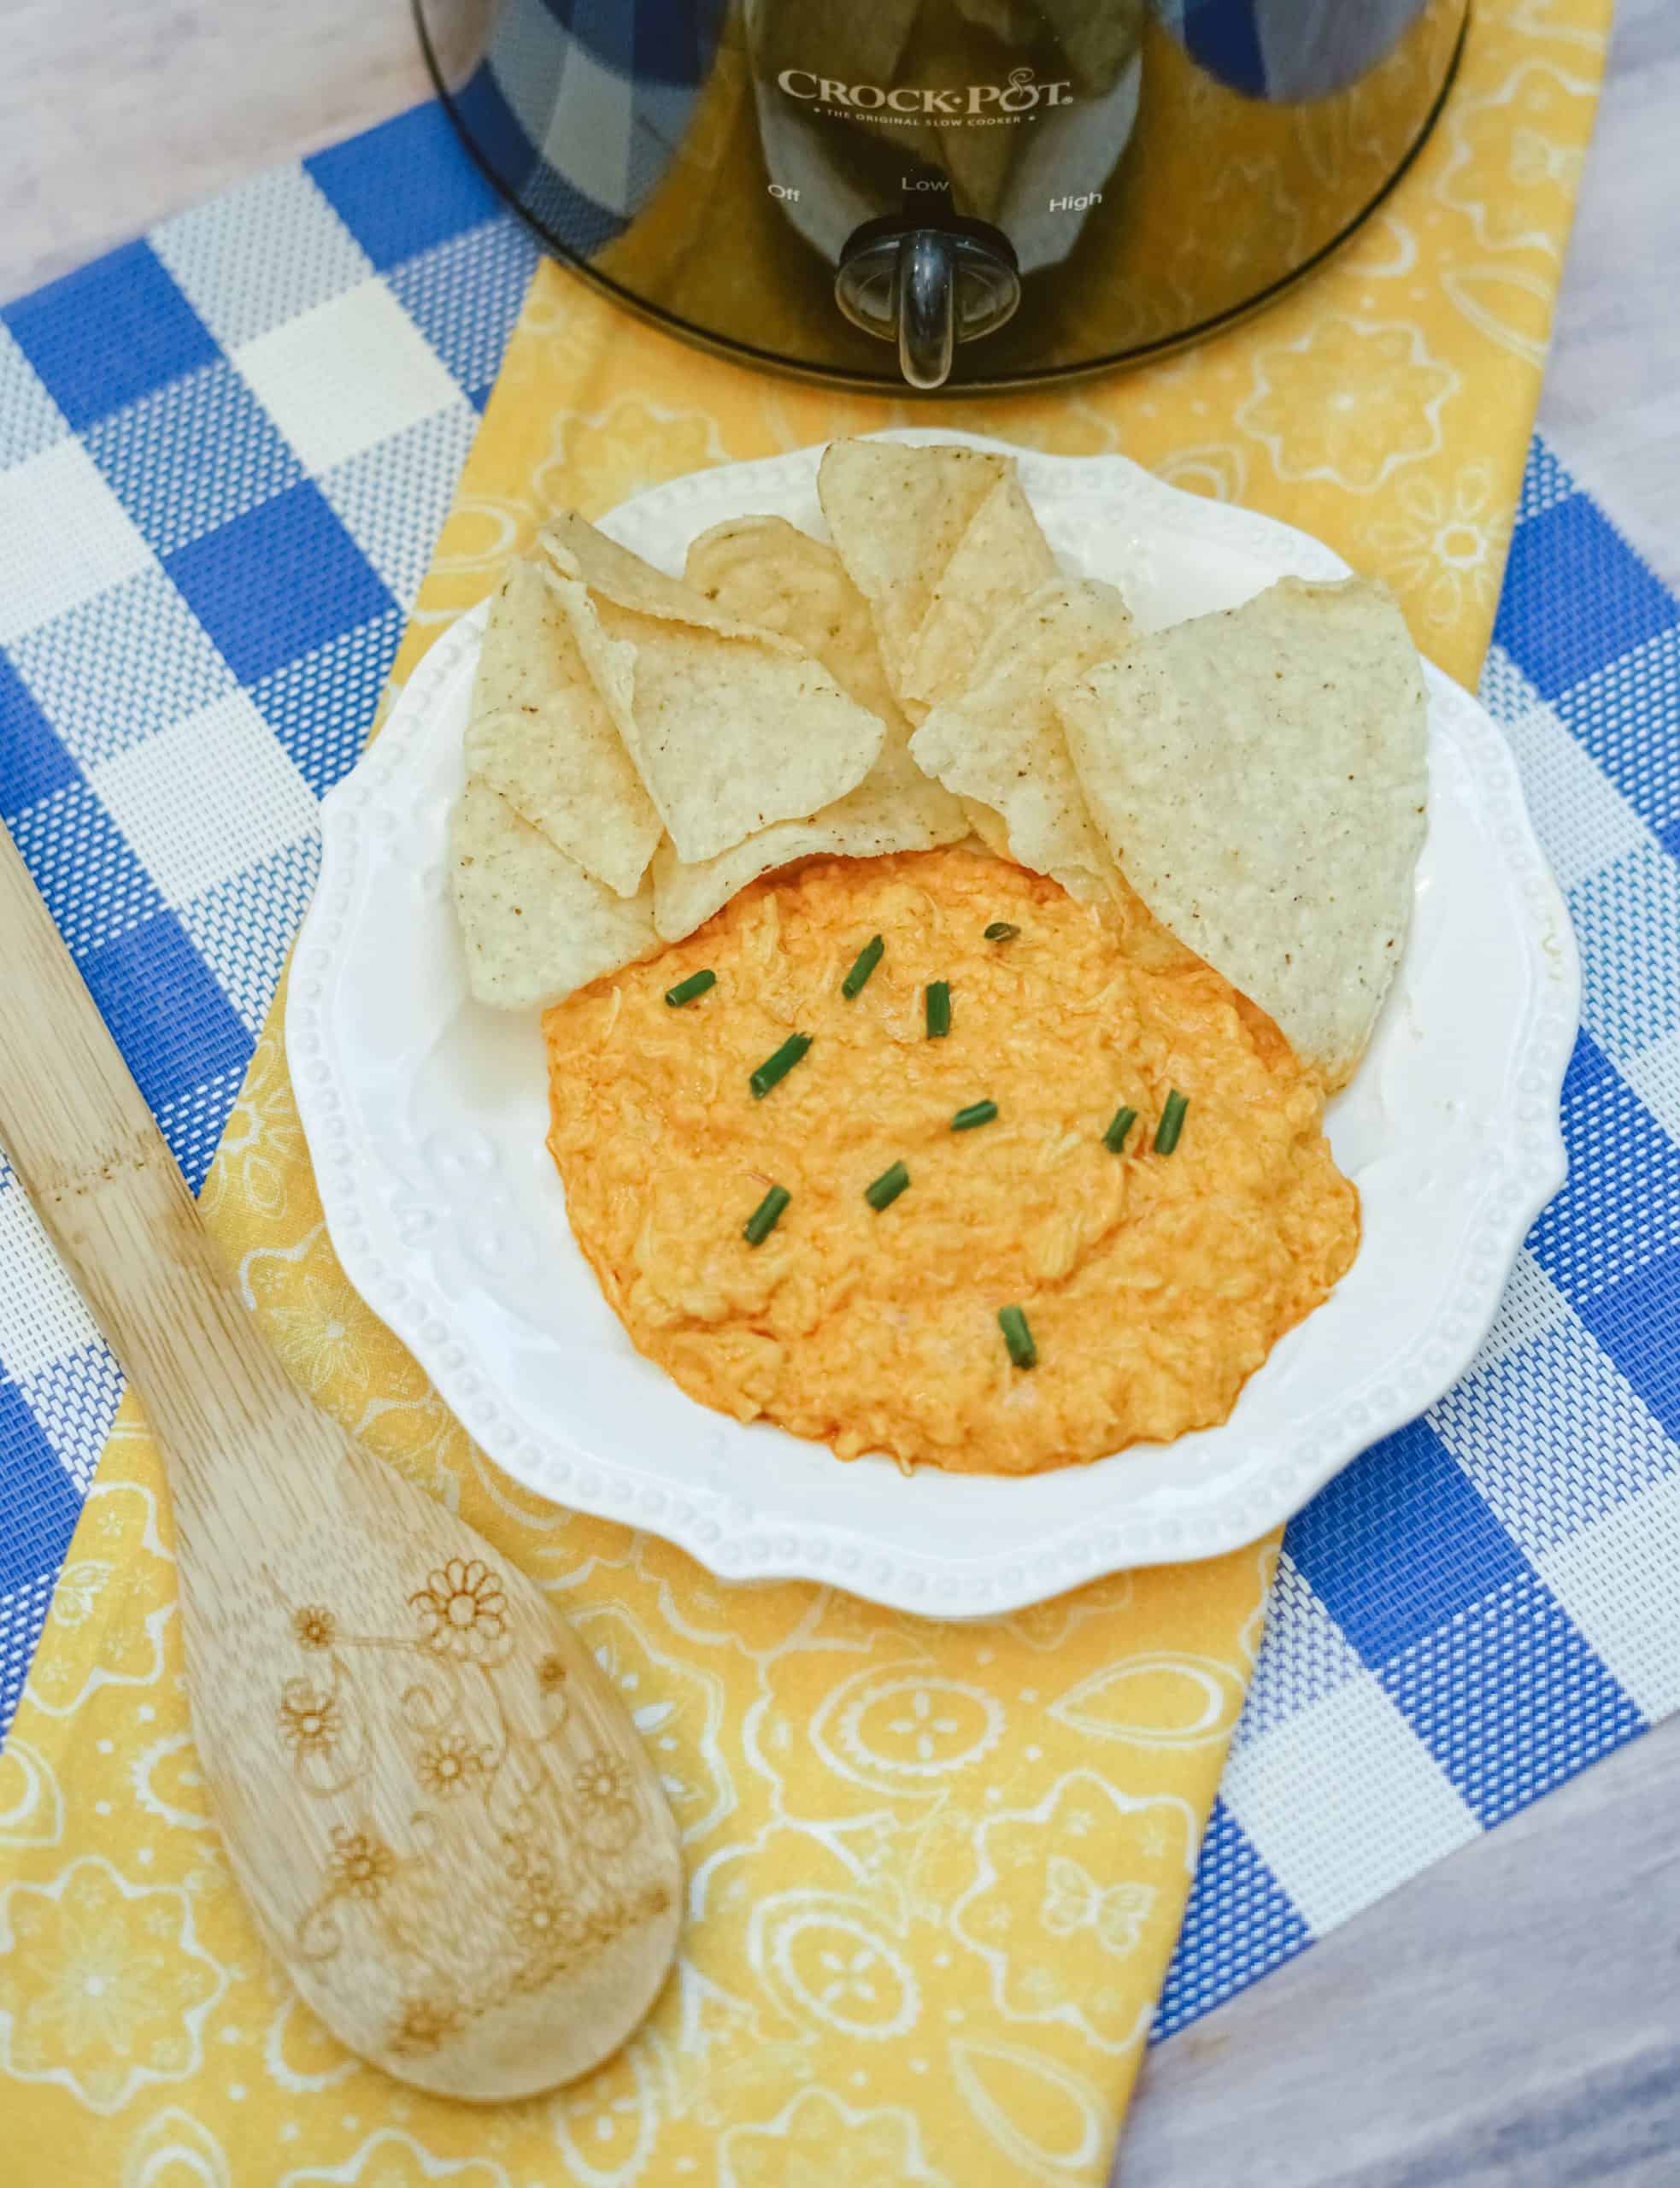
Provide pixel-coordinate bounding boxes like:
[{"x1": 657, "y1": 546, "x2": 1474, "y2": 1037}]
[
  {"x1": 951, "y1": 1099, "x2": 998, "y2": 1132},
  {"x1": 925, "y1": 980, "x2": 951, "y2": 1038},
  {"x1": 841, "y1": 933, "x2": 884, "y2": 999},
  {"x1": 984, "y1": 921, "x2": 1019, "y2": 943},
  {"x1": 664, "y1": 968, "x2": 715, "y2": 1008},
  {"x1": 1154, "y1": 1089, "x2": 1190, "y2": 1155},
  {"x1": 998, "y1": 1305, "x2": 1037, "y2": 1369},
  {"x1": 1103, "y1": 1103, "x2": 1138, "y2": 1153},
  {"x1": 749, "y1": 1033, "x2": 812, "y2": 1099},
  {"x1": 864, "y1": 1160, "x2": 910, "y2": 1212},
  {"x1": 743, "y1": 1184, "x2": 790, "y2": 1246}
]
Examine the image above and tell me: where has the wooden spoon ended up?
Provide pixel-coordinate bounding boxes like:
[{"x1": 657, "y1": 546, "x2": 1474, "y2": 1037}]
[{"x1": 0, "y1": 827, "x2": 682, "y2": 2100}]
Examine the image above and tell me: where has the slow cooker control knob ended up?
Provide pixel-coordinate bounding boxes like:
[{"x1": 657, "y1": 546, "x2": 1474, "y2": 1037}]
[
  {"x1": 895, "y1": 232, "x2": 957, "y2": 391},
  {"x1": 836, "y1": 221, "x2": 1021, "y2": 391}
]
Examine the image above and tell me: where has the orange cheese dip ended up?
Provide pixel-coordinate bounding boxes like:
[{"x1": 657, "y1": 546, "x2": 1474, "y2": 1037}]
[{"x1": 543, "y1": 850, "x2": 1359, "y2": 1476}]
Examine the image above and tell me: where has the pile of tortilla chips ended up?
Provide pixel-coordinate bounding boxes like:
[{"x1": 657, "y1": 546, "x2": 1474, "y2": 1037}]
[{"x1": 452, "y1": 438, "x2": 1428, "y2": 1089}]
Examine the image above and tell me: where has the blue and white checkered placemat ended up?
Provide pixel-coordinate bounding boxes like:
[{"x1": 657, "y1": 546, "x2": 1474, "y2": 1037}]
[{"x1": 2, "y1": 100, "x2": 1677, "y2": 2042}]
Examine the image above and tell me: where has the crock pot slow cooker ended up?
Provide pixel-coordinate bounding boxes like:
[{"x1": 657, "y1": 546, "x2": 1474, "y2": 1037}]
[{"x1": 415, "y1": 0, "x2": 1469, "y2": 391}]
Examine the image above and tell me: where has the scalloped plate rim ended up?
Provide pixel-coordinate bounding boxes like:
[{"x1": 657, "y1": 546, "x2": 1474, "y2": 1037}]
[{"x1": 287, "y1": 430, "x2": 1578, "y2": 1617}]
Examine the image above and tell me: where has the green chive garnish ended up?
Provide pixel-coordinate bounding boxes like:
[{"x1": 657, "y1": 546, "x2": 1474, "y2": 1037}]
[
  {"x1": 842, "y1": 934, "x2": 884, "y2": 999},
  {"x1": 665, "y1": 968, "x2": 715, "y2": 1008},
  {"x1": 925, "y1": 981, "x2": 951, "y2": 1038},
  {"x1": 1103, "y1": 1103, "x2": 1138, "y2": 1153},
  {"x1": 984, "y1": 921, "x2": 1019, "y2": 942},
  {"x1": 952, "y1": 1099, "x2": 998, "y2": 1132},
  {"x1": 1154, "y1": 1089, "x2": 1190, "y2": 1155},
  {"x1": 865, "y1": 1160, "x2": 909, "y2": 1212},
  {"x1": 749, "y1": 1033, "x2": 812, "y2": 1099},
  {"x1": 998, "y1": 1305, "x2": 1037, "y2": 1369},
  {"x1": 743, "y1": 1184, "x2": 790, "y2": 1246}
]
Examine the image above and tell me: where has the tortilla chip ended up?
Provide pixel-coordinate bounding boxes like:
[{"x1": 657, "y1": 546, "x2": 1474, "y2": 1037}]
[
  {"x1": 905, "y1": 472, "x2": 1059, "y2": 709},
  {"x1": 685, "y1": 515, "x2": 965, "y2": 817},
  {"x1": 542, "y1": 509, "x2": 731, "y2": 630},
  {"x1": 464, "y1": 563, "x2": 661, "y2": 898},
  {"x1": 912, "y1": 579, "x2": 1133, "y2": 903},
  {"x1": 472, "y1": 561, "x2": 567, "y2": 717},
  {"x1": 451, "y1": 778, "x2": 658, "y2": 1009},
  {"x1": 652, "y1": 518, "x2": 966, "y2": 940},
  {"x1": 817, "y1": 438, "x2": 1015, "y2": 704},
  {"x1": 684, "y1": 516, "x2": 890, "y2": 706},
  {"x1": 960, "y1": 797, "x2": 1013, "y2": 858},
  {"x1": 1050, "y1": 576, "x2": 1428, "y2": 1089},
  {"x1": 648, "y1": 802, "x2": 930, "y2": 944},
  {"x1": 541, "y1": 513, "x2": 886, "y2": 866}
]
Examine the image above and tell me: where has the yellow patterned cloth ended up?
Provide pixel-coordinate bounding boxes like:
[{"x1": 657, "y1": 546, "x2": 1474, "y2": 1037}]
[{"x1": 1, "y1": 6, "x2": 1610, "y2": 2180}]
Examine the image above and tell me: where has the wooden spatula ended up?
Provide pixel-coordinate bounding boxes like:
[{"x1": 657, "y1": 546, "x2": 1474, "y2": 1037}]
[{"x1": 0, "y1": 826, "x2": 682, "y2": 2100}]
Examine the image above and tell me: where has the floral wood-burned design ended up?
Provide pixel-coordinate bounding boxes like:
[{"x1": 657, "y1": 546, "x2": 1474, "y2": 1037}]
[
  {"x1": 275, "y1": 1664, "x2": 362, "y2": 1798},
  {"x1": 574, "y1": 1752, "x2": 638, "y2": 1852},
  {"x1": 325, "y1": 1828, "x2": 397, "y2": 1903},
  {"x1": 416, "y1": 1732, "x2": 488, "y2": 1799},
  {"x1": 408, "y1": 1559, "x2": 510, "y2": 1664},
  {"x1": 269, "y1": 1557, "x2": 673, "y2": 2062},
  {"x1": 277, "y1": 1684, "x2": 343, "y2": 1758},
  {"x1": 293, "y1": 1605, "x2": 336, "y2": 1650}
]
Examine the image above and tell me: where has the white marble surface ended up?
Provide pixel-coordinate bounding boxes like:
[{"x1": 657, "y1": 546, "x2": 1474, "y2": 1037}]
[{"x1": 4, "y1": 3, "x2": 1678, "y2": 2180}]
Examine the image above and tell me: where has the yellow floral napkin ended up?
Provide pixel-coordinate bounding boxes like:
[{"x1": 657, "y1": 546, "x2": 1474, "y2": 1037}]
[{"x1": 0, "y1": 5, "x2": 1610, "y2": 2180}]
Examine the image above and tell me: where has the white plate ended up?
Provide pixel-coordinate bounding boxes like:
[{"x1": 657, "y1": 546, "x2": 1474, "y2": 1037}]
[{"x1": 288, "y1": 432, "x2": 1578, "y2": 1617}]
